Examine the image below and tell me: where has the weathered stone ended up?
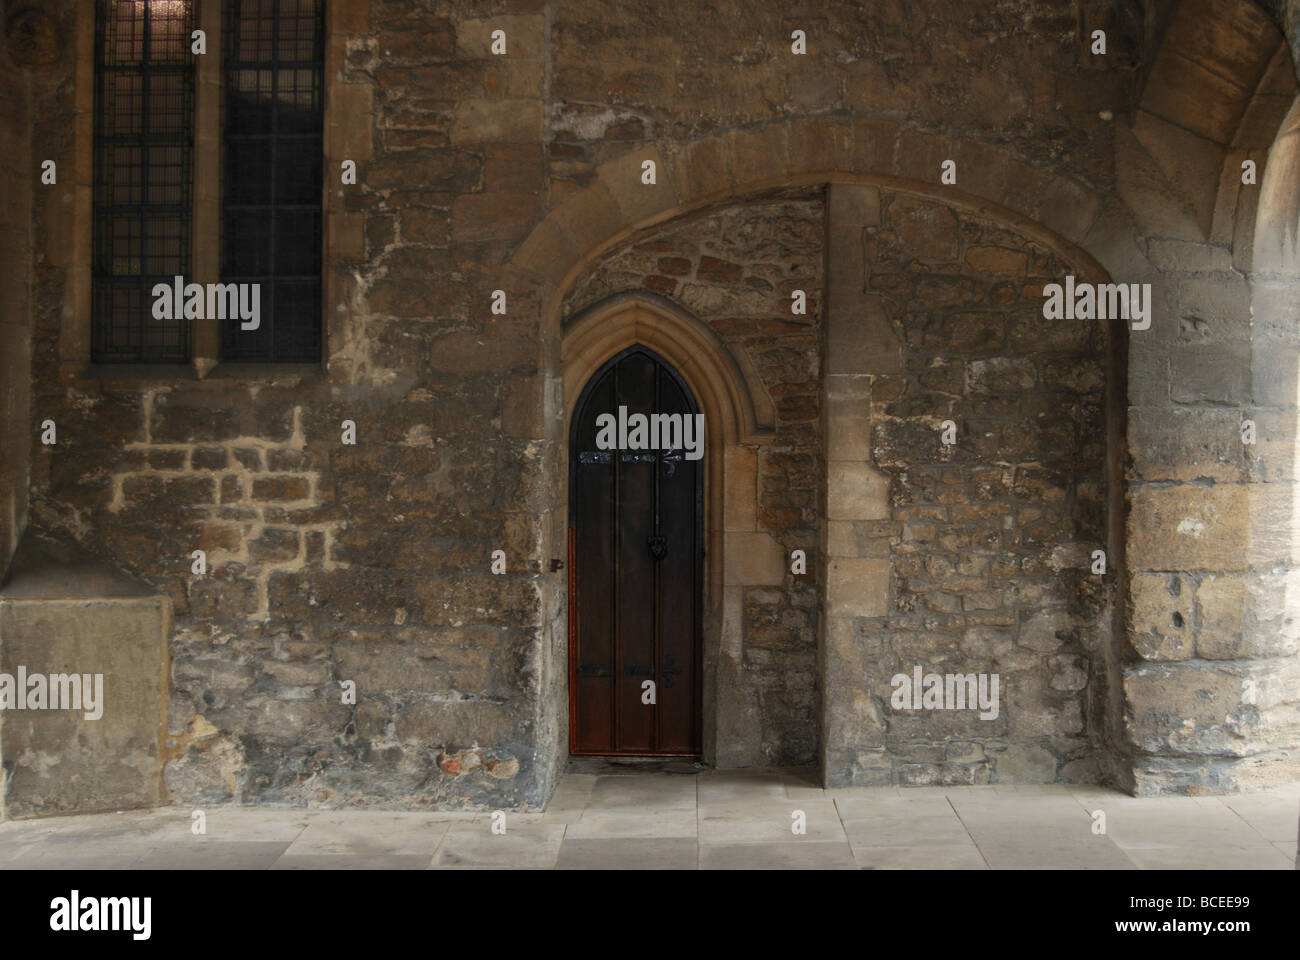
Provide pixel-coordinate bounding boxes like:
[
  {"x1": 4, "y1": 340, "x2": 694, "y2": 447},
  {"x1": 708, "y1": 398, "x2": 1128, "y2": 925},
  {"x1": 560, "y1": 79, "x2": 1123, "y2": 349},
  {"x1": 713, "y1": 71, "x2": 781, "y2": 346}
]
[
  {"x1": 250, "y1": 477, "x2": 312, "y2": 503},
  {"x1": 8, "y1": 0, "x2": 1299, "y2": 815},
  {"x1": 1129, "y1": 572, "x2": 1194, "y2": 660},
  {"x1": 965, "y1": 245, "x2": 1028, "y2": 274},
  {"x1": 1124, "y1": 658, "x2": 1300, "y2": 757},
  {"x1": 0, "y1": 532, "x2": 169, "y2": 818},
  {"x1": 248, "y1": 528, "x2": 301, "y2": 564},
  {"x1": 994, "y1": 743, "x2": 1058, "y2": 783}
]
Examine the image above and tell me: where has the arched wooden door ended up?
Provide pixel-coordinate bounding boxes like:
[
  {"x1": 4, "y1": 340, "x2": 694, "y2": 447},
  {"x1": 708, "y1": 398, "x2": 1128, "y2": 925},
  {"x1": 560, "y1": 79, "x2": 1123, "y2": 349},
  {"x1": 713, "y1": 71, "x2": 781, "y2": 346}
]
[{"x1": 568, "y1": 346, "x2": 703, "y2": 756}]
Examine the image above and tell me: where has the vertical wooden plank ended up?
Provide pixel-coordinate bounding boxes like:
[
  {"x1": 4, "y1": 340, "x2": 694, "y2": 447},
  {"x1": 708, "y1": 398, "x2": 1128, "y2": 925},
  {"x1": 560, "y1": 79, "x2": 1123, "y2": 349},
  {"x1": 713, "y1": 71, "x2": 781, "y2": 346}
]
[
  {"x1": 614, "y1": 351, "x2": 657, "y2": 752},
  {"x1": 571, "y1": 367, "x2": 616, "y2": 752},
  {"x1": 657, "y1": 364, "x2": 699, "y2": 753},
  {"x1": 569, "y1": 347, "x2": 703, "y2": 756}
]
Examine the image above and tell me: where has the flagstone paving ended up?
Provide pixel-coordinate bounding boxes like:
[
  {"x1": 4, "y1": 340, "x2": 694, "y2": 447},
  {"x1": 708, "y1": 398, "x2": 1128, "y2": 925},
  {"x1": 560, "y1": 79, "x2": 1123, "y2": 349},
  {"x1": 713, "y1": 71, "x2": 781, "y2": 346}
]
[{"x1": 1, "y1": 764, "x2": 1295, "y2": 869}]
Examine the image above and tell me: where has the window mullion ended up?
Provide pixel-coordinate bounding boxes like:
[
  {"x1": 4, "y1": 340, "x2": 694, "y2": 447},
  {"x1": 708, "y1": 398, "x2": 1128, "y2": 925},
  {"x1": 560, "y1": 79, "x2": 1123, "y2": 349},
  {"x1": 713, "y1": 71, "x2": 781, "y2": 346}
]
[{"x1": 191, "y1": 0, "x2": 224, "y2": 371}]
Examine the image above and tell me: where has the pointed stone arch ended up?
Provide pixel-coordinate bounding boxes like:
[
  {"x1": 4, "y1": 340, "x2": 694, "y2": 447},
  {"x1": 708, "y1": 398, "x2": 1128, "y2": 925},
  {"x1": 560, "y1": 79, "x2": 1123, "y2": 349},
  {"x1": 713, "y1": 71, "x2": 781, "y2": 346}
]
[
  {"x1": 562, "y1": 293, "x2": 775, "y2": 447},
  {"x1": 559, "y1": 294, "x2": 785, "y2": 767},
  {"x1": 499, "y1": 118, "x2": 1113, "y2": 343},
  {"x1": 518, "y1": 130, "x2": 1121, "y2": 785}
]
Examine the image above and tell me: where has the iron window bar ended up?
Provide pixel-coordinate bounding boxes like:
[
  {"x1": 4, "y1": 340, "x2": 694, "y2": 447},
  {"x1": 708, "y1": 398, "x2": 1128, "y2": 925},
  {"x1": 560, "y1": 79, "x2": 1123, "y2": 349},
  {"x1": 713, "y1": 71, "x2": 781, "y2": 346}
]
[
  {"x1": 220, "y1": 0, "x2": 324, "y2": 364},
  {"x1": 91, "y1": 0, "x2": 196, "y2": 363}
]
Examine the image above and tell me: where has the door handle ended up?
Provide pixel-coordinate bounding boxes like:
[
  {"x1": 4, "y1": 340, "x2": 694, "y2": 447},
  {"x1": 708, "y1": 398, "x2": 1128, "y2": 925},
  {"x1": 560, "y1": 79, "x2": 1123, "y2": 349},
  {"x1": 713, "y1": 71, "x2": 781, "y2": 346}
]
[{"x1": 647, "y1": 535, "x2": 667, "y2": 561}]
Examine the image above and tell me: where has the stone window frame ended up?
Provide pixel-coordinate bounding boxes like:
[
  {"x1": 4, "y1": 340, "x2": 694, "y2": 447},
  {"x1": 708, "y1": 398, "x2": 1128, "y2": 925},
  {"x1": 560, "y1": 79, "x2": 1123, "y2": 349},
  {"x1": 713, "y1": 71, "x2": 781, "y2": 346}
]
[{"x1": 62, "y1": 0, "x2": 356, "y2": 388}]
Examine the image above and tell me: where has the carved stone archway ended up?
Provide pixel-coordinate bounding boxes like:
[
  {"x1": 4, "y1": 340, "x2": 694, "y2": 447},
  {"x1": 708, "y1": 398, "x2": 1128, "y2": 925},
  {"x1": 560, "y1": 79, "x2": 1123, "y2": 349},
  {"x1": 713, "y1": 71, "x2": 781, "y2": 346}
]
[{"x1": 561, "y1": 295, "x2": 778, "y2": 766}]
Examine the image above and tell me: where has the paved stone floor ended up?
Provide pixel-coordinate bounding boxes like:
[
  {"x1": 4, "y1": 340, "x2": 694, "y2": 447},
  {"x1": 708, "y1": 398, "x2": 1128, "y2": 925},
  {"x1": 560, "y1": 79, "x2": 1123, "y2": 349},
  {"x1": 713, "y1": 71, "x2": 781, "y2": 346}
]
[{"x1": 1, "y1": 765, "x2": 1297, "y2": 869}]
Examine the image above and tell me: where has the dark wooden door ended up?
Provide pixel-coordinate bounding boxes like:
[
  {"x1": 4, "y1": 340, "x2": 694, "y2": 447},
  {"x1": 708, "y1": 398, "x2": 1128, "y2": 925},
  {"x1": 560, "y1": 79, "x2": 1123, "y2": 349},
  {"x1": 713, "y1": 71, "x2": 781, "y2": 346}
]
[{"x1": 569, "y1": 346, "x2": 703, "y2": 756}]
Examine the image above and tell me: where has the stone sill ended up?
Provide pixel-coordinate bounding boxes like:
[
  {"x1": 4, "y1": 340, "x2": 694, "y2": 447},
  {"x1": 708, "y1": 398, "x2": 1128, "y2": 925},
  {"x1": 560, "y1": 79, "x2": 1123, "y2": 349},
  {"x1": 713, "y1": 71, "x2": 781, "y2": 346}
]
[
  {"x1": 76, "y1": 363, "x2": 197, "y2": 383},
  {"x1": 203, "y1": 363, "x2": 324, "y2": 385},
  {"x1": 73, "y1": 362, "x2": 324, "y2": 389}
]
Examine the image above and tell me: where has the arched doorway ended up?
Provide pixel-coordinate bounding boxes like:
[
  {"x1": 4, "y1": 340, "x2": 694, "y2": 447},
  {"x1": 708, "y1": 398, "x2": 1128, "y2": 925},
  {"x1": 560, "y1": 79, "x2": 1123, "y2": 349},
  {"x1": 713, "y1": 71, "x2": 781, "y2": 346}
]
[
  {"x1": 568, "y1": 345, "x2": 704, "y2": 756},
  {"x1": 558, "y1": 295, "x2": 781, "y2": 772}
]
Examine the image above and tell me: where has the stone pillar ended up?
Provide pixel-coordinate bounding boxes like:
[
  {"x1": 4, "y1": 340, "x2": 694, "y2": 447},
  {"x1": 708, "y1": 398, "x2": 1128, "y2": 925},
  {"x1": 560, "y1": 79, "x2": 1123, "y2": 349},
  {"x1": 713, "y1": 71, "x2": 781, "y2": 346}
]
[
  {"x1": 716, "y1": 455, "x2": 785, "y2": 767},
  {"x1": 1122, "y1": 98, "x2": 1300, "y2": 793},
  {"x1": 819, "y1": 184, "x2": 898, "y2": 785}
]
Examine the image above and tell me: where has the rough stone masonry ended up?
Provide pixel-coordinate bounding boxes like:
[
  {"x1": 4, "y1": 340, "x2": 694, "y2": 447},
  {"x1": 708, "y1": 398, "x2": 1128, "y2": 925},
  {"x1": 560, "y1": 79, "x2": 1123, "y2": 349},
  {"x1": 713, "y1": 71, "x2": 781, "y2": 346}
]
[{"x1": 0, "y1": 0, "x2": 1298, "y2": 816}]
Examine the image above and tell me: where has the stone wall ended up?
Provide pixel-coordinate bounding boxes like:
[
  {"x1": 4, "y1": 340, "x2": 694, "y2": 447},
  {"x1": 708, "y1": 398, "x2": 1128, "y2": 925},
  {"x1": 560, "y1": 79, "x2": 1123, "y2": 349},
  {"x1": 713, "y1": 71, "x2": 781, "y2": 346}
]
[
  {"x1": 23, "y1": 0, "x2": 556, "y2": 809},
  {"x1": 563, "y1": 189, "x2": 825, "y2": 765},
  {"x1": 821, "y1": 185, "x2": 1114, "y2": 786},
  {"x1": 4, "y1": 0, "x2": 1299, "y2": 810},
  {"x1": 1115, "y1": 1, "x2": 1300, "y2": 792},
  {"x1": 0, "y1": 13, "x2": 32, "y2": 582}
]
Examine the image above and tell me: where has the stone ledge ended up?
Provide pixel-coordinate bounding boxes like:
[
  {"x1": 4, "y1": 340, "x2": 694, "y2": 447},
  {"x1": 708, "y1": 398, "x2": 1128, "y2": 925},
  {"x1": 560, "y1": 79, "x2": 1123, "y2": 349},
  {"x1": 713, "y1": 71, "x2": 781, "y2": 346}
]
[
  {"x1": 1, "y1": 528, "x2": 169, "y2": 820},
  {"x1": 0, "y1": 527, "x2": 158, "y2": 601}
]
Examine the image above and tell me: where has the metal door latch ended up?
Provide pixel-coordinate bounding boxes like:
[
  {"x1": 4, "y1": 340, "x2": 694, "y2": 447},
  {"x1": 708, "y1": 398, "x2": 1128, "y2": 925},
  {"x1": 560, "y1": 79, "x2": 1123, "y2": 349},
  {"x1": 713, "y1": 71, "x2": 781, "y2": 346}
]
[{"x1": 647, "y1": 535, "x2": 667, "y2": 561}]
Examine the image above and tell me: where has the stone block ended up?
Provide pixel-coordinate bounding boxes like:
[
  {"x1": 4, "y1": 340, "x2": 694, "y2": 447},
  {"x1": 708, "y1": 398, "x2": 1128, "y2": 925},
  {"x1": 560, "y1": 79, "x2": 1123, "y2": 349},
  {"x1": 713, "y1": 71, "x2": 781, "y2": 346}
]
[
  {"x1": 787, "y1": 115, "x2": 852, "y2": 173},
  {"x1": 1196, "y1": 571, "x2": 1300, "y2": 659},
  {"x1": 248, "y1": 527, "x2": 301, "y2": 563},
  {"x1": 965, "y1": 245, "x2": 1028, "y2": 274},
  {"x1": 328, "y1": 82, "x2": 373, "y2": 162},
  {"x1": 546, "y1": 179, "x2": 626, "y2": 257},
  {"x1": 1133, "y1": 110, "x2": 1228, "y2": 236},
  {"x1": 725, "y1": 124, "x2": 791, "y2": 186},
  {"x1": 1146, "y1": 238, "x2": 1234, "y2": 273},
  {"x1": 1251, "y1": 342, "x2": 1300, "y2": 408},
  {"x1": 993, "y1": 743, "x2": 1057, "y2": 783},
  {"x1": 250, "y1": 476, "x2": 312, "y2": 503},
  {"x1": 889, "y1": 196, "x2": 958, "y2": 261},
  {"x1": 723, "y1": 532, "x2": 784, "y2": 586},
  {"x1": 953, "y1": 138, "x2": 1011, "y2": 209},
  {"x1": 1252, "y1": 281, "x2": 1300, "y2": 343},
  {"x1": 502, "y1": 375, "x2": 543, "y2": 439},
  {"x1": 1168, "y1": 342, "x2": 1251, "y2": 405},
  {"x1": 895, "y1": 130, "x2": 953, "y2": 192},
  {"x1": 826, "y1": 558, "x2": 890, "y2": 618},
  {"x1": 723, "y1": 446, "x2": 757, "y2": 532},
  {"x1": 664, "y1": 137, "x2": 733, "y2": 205},
  {"x1": 1115, "y1": 125, "x2": 1205, "y2": 242},
  {"x1": 828, "y1": 184, "x2": 880, "y2": 227},
  {"x1": 1129, "y1": 572, "x2": 1194, "y2": 660},
  {"x1": 1127, "y1": 483, "x2": 1275, "y2": 572},
  {"x1": 1123, "y1": 658, "x2": 1300, "y2": 757},
  {"x1": 333, "y1": 0, "x2": 369, "y2": 33},
  {"x1": 596, "y1": 147, "x2": 675, "y2": 227},
  {"x1": 451, "y1": 99, "x2": 543, "y2": 144},
  {"x1": 1142, "y1": 54, "x2": 1252, "y2": 145},
  {"x1": 850, "y1": 118, "x2": 899, "y2": 178},
  {"x1": 451, "y1": 192, "x2": 540, "y2": 242},
  {"x1": 512, "y1": 218, "x2": 581, "y2": 286},
  {"x1": 334, "y1": 633, "x2": 498, "y2": 696},
  {"x1": 1174, "y1": 274, "x2": 1253, "y2": 340},
  {"x1": 0, "y1": 533, "x2": 169, "y2": 819},
  {"x1": 455, "y1": 15, "x2": 544, "y2": 60},
  {"x1": 1127, "y1": 406, "x2": 1248, "y2": 483},
  {"x1": 825, "y1": 388, "x2": 870, "y2": 462},
  {"x1": 1034, "y1": 175, "x2": 1100, "y2": 244},
  {"x1": 825, "y1": 295, "x2": 901, "y2": 376},
  {"x1": 827, "y1": 461, "x2": 890, "y2": 521}
]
